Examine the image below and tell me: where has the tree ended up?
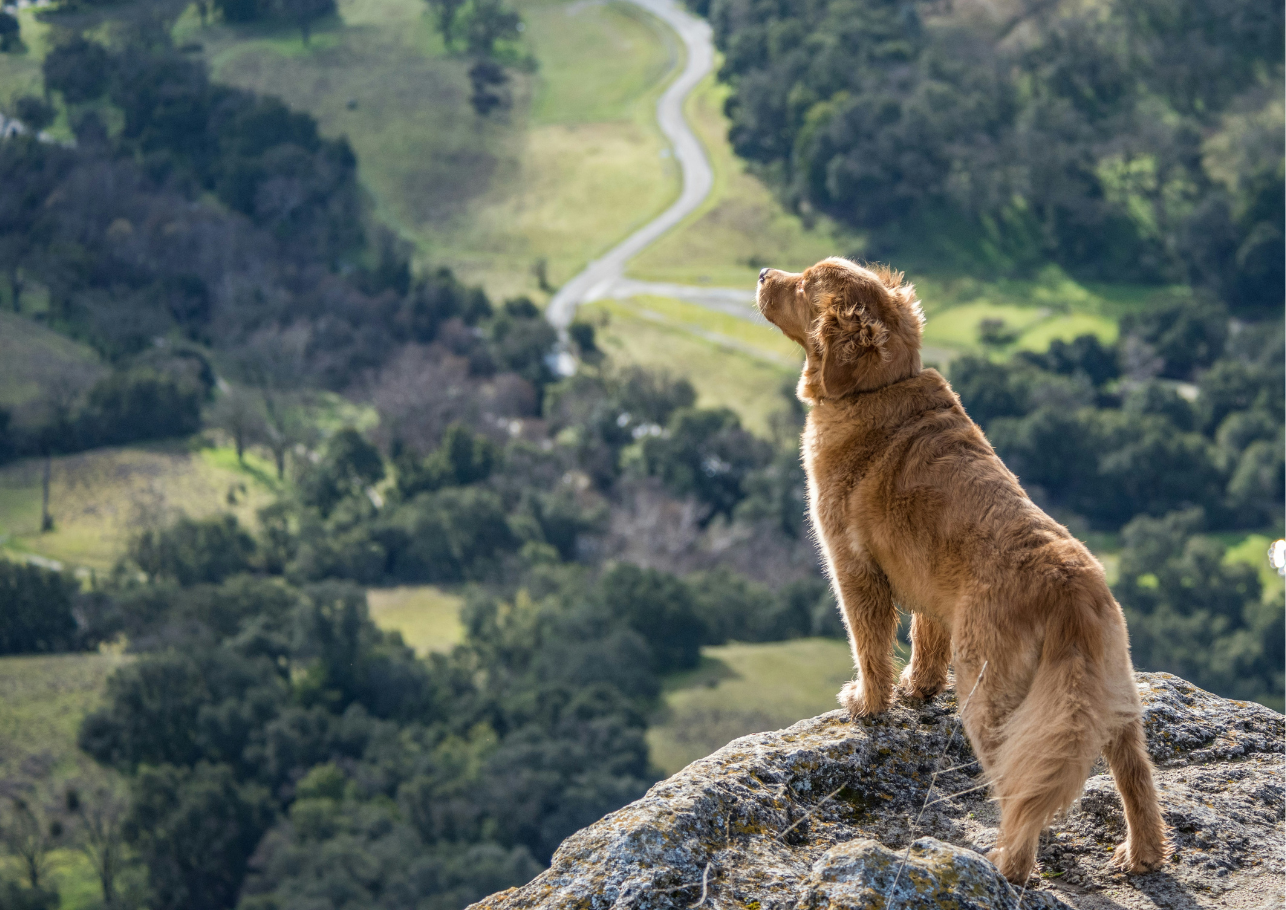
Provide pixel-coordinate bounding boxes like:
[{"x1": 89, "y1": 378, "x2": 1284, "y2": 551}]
[
  {"x1": 460, "y1": 0, "x2": 521, "y2": 57},
  {"x1": 208, "y1": 386, "x2": 265, "y2": 466},
  {"x1": 123, "y1": 763, "x2": 273, "y2": 910},
  {"x1": 597, "y1": 563, "x2": 703, "y2": 672},
  {"x1": 12, "y1": 97, "x2": 53, "y2": 133},
  {"x1": 640, "y1": 407, "x2": 771, "y2": 520},
  {"x1": 298, "y1": 428, "x2": 385, "y2": 518},
  {"x1": 0, "y1": 11, "x2": 19, "y2": 53},
  {"x1": 274, "y1": 0, "x2": 335, "y2": 44},
  {"x1": 65, "y1": 777, "x2": 129, "y2": 909},
  {"x1": 83, "y1": 368, "x2": 205, "y2": 448},
  {"x1": 42, "y1": 37, "x2": 110, "y2": 104},
  {"x1": 0, "y1": 787, "x2": 63, "y2": 892},
  {"x1": 1114, "y1": 509, "x2": 1279, "y2": 705},
  {"x1": 128, "y1": 515, "x2": 256, "y2": 586},
  {"x1": 394, "y1": 423, "x2": 495, "y2": 499},
  {"x1": 0, "y1": 560, "x2": 78, "y2": 655},
  {"x1": 426, "y1": 0, "x2": 468, "y2": 46},
  {"x1": 469, "y1": 57, "x2": 511, "y2": 116}
]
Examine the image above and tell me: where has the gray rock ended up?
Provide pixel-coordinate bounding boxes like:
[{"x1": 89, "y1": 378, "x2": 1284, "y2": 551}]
[{"x1": 471, "y1": 673, "x2": 1284, "y2": 910}]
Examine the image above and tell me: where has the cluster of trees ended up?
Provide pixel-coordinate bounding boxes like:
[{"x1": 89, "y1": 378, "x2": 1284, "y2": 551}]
[
  {"x1": 950, "y1": 304, "x2": 1282, "y2": 706},
  {"x1": 0, "y1": 355, "x2": 211, "y2": 463},
  {"x1": 0, "y1": 496, "x2": 829, "y2": 910},
  {"x1": 1, "y1": 28, "x2": 563, "y2": 464},
  {"x1": 0, "y1": 559, "x2": 80, "y2": 655},
  {"x1": 195, "y1": 0, "x2": 335, "y2": 43},
  {"x1": 0, "y1": 10, "x2": 19, "y2": 53},
  {"x1": 423, "y1": 0, "x2": 526, "y2": 114},
  {"x1": 699, "y1": 0, "x2": 1283, "y2": 312}
]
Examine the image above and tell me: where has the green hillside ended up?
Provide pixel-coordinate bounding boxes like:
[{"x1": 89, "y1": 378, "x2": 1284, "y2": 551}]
[
  {"x1": 0, "y1": 445, "x2": 277, "y2": 569},
  {"x1": 184, "y1": 0, "x2": 680, "y2": 301}
]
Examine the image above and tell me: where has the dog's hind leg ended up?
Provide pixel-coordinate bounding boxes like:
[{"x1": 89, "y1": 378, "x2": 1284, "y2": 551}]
[
  {"x1": 899, "y1": 613, "x2": 951, "y2": 700},
  {"x1": 834, "y1": 561, "x2": 899, "y2": 717},
  {"x1": 1105, "y1": 717, "x2": 1170, "y2": 873},
  {"x1": 987, "y1": 653, "x2": 1103, "y2": 884}
]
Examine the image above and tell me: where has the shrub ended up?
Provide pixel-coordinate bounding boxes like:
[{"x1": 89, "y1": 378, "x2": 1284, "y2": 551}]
[
  {"x1": 129, "y1": 515, "x2": 256, "y2": 586},
  {"x1": 0, "y1": 559, "x2": 78, "y2": 655}
]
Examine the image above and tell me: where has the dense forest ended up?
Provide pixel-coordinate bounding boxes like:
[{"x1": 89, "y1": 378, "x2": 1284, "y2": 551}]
[
  {"x1": 0, "y1": 0, "x2": 1281, "y2": 907},
  {"x1": 698, "y1": 0, "x2": 1284, "y2": 312}
]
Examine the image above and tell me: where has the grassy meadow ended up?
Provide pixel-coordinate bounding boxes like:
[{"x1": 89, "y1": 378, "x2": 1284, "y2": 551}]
[
  {"x1": 0, "y1": 444, "x2": 277, "y2": 571},
  {"x1": 367, "y1": 584, "x2": 466, "y2": 655},
  {"x1": 584, "y1": 298, "x2": 796, "y2": 437},
  {"x1": 646, "y1": 638, "x2": 857, "y2": 776},
  {"x1": 179, "y1": 0, "x2": 680, "y2": 301}
]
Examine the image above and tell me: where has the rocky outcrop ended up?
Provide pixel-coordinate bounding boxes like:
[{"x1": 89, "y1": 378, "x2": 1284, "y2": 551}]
[{"x1": 472, "y1": 673, "x2": 1283, "y2": 910}]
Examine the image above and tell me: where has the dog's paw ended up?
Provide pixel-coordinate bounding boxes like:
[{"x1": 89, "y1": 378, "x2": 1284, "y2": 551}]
[
  {"x1": 1109, "y1": 838, "x2": 1169, "y2": 874},
  {"x1": 896, "y1": 665, "x2": 947, "y2": 701},
  {"x1": 987, "y1": 846, "x2": 1037, "y2": 886},
  {"x1": 838, "y1": 679, "x2": 891, "y2": 718}
]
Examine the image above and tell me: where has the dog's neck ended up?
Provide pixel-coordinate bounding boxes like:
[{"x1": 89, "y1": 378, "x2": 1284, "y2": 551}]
[{"x1": 797, "y1": 345, "x2": 924, "y2": 406}]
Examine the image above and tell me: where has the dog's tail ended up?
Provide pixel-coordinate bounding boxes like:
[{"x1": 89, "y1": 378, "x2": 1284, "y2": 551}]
[{"x1": 988, "y1": 599, "x2": 1110, "y2": 878}]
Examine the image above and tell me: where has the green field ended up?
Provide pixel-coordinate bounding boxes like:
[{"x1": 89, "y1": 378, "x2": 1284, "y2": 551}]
[
  {"x1": 0, "y1": 652, "x2": 129, "y2": 779},
  {"x1": 0, "y1": 444, "x2": 277, "y2": 571},
  {"x1": 367, "y1": 584, "x2": 466, "y2": 655},
  {"x1": 0, "y1": 6, "x2": 54, "y2": 103},
  {"x1": 179, "y1": 0, "x2": 679, "y2": 301},
  {"x1": 647, "y1": 638, "x2": 857, "y2": 776},
  {"x1": 584, "y1": 298, "x2": 797, "y2": 436}
]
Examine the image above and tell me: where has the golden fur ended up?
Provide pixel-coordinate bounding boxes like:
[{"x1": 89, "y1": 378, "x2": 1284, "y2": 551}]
[{"x1": 756, "y1": 257, "x2": 1170, "y2": 884}]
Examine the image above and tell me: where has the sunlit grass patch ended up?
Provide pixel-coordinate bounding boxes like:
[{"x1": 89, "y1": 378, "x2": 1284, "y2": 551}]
[
  {"x1": 920, "y1": 296, "x2": 1118, "y2": 355},
  {"x1": 0, "y1": 6, "x2": 53, "y2": 101},
  {"x1": 425, "y1": 115, "x2": 677, "y2": 299},
  {"x1": 584, "y1": 299, "x2": 796, "y2": 436},
  {"x1": 624, "y1": 294, "x2": 800, "y2": 362},
  {"x1": 0, "y1": 443, "x2": 275, "y2": 570},
  {"x1": 647, "y1": 638, "x2": 854, "y2": 776},
  {"x1": 0, "y1": 651, "x2": 129, "y2": 778},
  {"x1": 527, "y1": 0, "x2": 675, "y2": 126},
  {"x1": 367, "y1": 585, "x2": 466, "y2": 655},
  {"x1": 1222, "y1": 532, "x2": 1285, "y2": 606}
]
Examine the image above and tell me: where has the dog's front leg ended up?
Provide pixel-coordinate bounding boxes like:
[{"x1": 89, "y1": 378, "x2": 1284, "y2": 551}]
[
  {"x1": 898, "y1": 613, "x2": 952, "y2": 700},
  {"x1": 833, "y1": 560, "x2": 898, "y2": 717}
]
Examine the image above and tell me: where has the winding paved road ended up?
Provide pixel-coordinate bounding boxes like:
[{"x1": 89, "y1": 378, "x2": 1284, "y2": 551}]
[{"x1": 546, "y1": 0, "x2": 758, "y2": 352}]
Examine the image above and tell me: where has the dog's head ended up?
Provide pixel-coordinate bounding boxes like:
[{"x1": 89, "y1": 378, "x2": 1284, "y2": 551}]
[{"x1": 756, "y1": 257, "x2": 924, "y2": 402}]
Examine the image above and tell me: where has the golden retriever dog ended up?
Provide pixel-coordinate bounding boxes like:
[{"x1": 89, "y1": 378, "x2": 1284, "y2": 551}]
[{"x1": 755, "y1": 257, "x2": 1170, "y2": 884}]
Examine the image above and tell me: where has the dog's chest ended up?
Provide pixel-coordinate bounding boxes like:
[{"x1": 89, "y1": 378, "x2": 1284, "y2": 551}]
[{"x1": 801, "y1": 420, "x2": 878, "y2": 548}]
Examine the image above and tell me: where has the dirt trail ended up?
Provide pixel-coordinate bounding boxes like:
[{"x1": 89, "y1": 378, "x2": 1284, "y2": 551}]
[{"x1": 545, "y1": 0, "x2": 763, "y2": 358}]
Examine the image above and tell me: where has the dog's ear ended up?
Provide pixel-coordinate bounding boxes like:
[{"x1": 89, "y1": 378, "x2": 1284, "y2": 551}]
[{"x1": 813, "y1": 279, "x2": 889, "y2": 398}]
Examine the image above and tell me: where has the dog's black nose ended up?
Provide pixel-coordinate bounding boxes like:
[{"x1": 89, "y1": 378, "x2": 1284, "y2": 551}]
[{"x1": 758, "y1": 268, "x2": 770, "y2": 283}]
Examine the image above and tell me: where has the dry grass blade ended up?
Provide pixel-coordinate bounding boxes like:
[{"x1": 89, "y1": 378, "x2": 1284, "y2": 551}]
[
  {"x1": 692, "y1": 862, "x2": 713, "y2": 908},
  {"x1": 922, "y1": 779, "x2": 1001, "y2": 808},
  {"x1": 778, "y1": 785, "x2": 847, "y2": 840},
  {"x1": 887, "y1": 661, "x2": 989, "y2": 909}
]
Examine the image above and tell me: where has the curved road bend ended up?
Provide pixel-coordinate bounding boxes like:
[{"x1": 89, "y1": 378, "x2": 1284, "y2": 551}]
[{"x1": 546, "y1": 0, "x2": 733, "y2": 340}]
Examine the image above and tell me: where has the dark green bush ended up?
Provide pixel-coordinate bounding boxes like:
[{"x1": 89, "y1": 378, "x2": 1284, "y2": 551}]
[
  {"x1": 0, "y1": 559, "x2": 78, "y2": 655},
  {"x1": 129, "y1": 515, "x2": 256, "y2": 586}
]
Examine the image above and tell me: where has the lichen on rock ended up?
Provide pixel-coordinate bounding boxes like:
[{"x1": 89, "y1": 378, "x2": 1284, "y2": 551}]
[{"x1": 470, "y1": 673, "x2": 1284, "y2": 910}]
